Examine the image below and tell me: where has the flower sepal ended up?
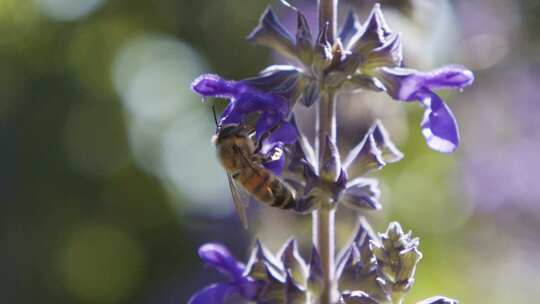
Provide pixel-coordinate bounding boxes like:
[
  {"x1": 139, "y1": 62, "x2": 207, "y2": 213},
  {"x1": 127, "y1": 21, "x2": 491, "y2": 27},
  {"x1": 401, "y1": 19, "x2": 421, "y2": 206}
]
[
  {"x1": 343, "y1": 120, "x2": 402, "y2": 178},
  {"x1": 417, "y1": 296, "x2": 459, "y2": 304},
  {"x1": 340, "y1": 290, "x2": 379, "y2": 304}
]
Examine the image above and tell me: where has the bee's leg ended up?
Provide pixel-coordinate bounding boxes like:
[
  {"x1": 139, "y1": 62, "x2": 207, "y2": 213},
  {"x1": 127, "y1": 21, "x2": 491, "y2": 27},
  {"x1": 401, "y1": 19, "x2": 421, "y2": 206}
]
[
  {"x1": 253, "y1": 122, "x2": 282, "y2": 154},
  {"x1": 251, "y1": 154, "x2": 263, "y2": 163}
]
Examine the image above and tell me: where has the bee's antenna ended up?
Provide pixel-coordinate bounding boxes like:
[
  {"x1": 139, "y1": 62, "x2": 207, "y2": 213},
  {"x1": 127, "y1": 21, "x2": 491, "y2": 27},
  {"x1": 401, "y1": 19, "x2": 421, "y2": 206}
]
[{"x1": 211, "y1": 104, "x2": 219, "y2": 131}]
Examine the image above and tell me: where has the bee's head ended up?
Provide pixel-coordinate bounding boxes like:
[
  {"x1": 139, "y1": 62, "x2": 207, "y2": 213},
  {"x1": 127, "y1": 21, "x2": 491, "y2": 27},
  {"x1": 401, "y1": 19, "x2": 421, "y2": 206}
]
[{"x1": 215, "y1": 124, "x2": 252, "y2": 143}]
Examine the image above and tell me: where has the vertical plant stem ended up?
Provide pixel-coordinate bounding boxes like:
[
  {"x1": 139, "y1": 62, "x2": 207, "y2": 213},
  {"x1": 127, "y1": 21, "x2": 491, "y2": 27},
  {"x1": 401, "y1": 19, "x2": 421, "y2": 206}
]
[
  {"x1": 318, "y1": 0, "x2": 337, "y2": 43},
  {"x1": 314, "y1": 1, "x2": 338, "y2": 301},
  {"x1": 314, "y1": 91, "x2": 338, "y2": 304},
  {"x1": 313, "y1": 205, "x2": 336, "y2": 304}
]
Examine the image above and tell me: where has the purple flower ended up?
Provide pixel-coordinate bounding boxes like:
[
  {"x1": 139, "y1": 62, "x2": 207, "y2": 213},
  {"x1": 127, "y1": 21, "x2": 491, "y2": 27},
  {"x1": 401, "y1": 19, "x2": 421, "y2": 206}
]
[
  {"x1": 189, "y1": 243, "x2": 257, "y2": 304},
  {"x1": 375, "y1": 66, "x2": 474, "y2": 153},
  {"x1": 191, "y1": 73, "x2": 300, "y2": 175},
  {"x1": 340, "y1": 4, "x2": 474, "y2": 153},
  {"x1": 341, "y1": 4, "x2": 474, "y2": 153},
  {"x1": 191, "y1": 74, "x2": 290, "y2": 126}
]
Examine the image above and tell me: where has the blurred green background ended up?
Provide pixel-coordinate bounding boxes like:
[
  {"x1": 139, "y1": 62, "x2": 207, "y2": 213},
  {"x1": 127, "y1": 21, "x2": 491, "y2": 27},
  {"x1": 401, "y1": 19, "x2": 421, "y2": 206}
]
[{"x1": 2, "y1": 0, "x2": 539, "y2": 303}]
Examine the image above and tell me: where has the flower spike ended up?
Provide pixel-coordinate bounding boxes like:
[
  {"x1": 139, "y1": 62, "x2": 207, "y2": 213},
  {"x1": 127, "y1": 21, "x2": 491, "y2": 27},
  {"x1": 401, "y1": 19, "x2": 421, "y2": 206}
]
[{"x1": 191, "y1": 2, "x2": 469, "y2": 303}]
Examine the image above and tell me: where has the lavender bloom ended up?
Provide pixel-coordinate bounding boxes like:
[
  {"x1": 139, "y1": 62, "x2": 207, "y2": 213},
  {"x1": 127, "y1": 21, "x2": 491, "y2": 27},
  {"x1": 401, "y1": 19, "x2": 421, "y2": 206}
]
[
  {"x1": 190, "y1": 1, "x2": 468, "y2": 303},
  {"x1": 189, "y1": 243, "x2": 257, "y2": 304}
]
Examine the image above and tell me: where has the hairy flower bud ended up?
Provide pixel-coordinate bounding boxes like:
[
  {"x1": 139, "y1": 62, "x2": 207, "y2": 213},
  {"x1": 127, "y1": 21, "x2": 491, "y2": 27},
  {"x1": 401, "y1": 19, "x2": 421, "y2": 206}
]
[{"x1": 370, "y1": 222, "x2": 422, "y2": 304}]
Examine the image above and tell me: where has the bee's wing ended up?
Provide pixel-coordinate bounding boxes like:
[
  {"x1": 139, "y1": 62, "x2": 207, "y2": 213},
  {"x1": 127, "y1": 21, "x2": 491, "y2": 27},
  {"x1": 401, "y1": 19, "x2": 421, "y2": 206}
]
[{"x1": 226, "y1": 174, "x2": 249, "y2": 229}]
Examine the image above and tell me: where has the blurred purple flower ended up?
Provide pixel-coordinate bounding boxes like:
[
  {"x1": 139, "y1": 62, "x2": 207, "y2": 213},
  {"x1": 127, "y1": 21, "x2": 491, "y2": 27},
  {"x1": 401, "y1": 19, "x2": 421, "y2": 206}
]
[
  {"x1": 189, "y1": 243, "x2": 257, "y2": 304},
  {"x1": 461, "y1": 67, "x2": 540, "y2": 215}
]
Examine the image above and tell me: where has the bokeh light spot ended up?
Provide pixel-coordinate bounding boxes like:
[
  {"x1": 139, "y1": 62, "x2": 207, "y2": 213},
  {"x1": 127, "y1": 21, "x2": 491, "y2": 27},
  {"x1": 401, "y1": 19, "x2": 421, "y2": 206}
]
[
  {"x1": 112, "y1": 34, "x2": 232, "y2": 217},
  {"x1": 112, "y1": 34, "x2": 202, "y2": 125},
  {"x1": 457, "y1": 34, "x2": 509, "y2": 70},
  {"x1": 59, "y1": 223, "x2": 145, "y2": 304},
  {"x1": 161, "y1": 112, "x2": 230, "y2": 214}
]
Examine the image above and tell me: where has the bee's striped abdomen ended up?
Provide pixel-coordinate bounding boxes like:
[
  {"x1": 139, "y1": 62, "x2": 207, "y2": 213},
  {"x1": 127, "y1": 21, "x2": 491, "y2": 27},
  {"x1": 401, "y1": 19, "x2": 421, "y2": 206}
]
[{"x1": 270, "y1": 179, "x2": 296, "y2": 209}]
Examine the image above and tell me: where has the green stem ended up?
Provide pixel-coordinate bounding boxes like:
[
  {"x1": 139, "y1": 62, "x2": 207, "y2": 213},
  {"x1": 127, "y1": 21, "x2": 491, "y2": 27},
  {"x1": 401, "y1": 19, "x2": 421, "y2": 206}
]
[
  {"x1": 313, "y1": 206, "x2": 336, "y2": 304},
  {"x1": 318, "y1": 0, "x2": 337, "y2": 43},
  {"x1": 314, "y1": 1, "x2": 338, "y2": 303},
  {"x1": 314, "y1": 91, "x2": 338, "y2": 304}
]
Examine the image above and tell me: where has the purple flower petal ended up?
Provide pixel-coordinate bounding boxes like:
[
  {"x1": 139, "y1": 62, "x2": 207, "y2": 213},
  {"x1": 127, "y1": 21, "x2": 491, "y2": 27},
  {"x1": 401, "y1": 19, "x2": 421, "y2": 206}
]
[
  {"x1": 188, "y1": 283, "x2": 235, "y2": 304},
  {"x1": 242, "y1": 65, "x2": 304, "y2": 101},
  {"x1": 264, "y1": 156, "x2": 286, "y2": 175},
  {"x1": 418, "y1": 90, "x2": 460, "y2": 153},
  {"x1": 192, "y1": 73, "x2": 293, "y2": 133},
  {"x1": 378, "y1": 66, "x2": 474, "y2": 101},
  {"x1": 266, "y1": 120, "x2": 298, "y2": 145},
  {"x1": 219, "y1": 102, "x2": 243, "y2": 125},
  {"x1": 237, "y1": 277, "x2": 258, "y2": 300},
  {"x1": 198, "y1": 243, "x2": 246, "y2": 281},
  {"x1": 373, "y1": 66, "x2": 473, "y2": 152},
  {"x1": 191, "y1": 74, "x2": 239, "y2": 99},
  {"x1": 255, "y1": 112, "x2": 281, "y2": 142},
  {"x1": 419, "y1": 66, "x2": 475, "y2": 91},
  {"x1": 255, "y1": 114, "x2": 298, "y2": 175},
  {"x1": 234, "y1": 92, "x2": 289, "y2": 118}
]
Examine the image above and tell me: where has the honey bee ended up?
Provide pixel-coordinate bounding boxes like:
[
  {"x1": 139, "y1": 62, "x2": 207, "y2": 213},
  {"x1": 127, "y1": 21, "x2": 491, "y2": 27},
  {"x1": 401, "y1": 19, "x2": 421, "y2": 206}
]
[{"x1": 212, "y1": 123, "x2": 298, "y2": 228}]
